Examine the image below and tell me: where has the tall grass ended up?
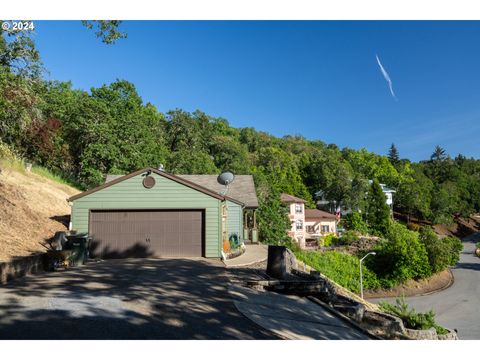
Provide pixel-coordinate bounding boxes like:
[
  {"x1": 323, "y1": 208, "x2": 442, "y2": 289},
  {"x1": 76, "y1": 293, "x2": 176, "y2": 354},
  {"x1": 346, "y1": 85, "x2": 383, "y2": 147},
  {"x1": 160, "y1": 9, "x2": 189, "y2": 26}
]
[
  {"x1": 0, "y1": 147, "x2": 81, "y2": 190},
  {"x1": 294, "y1": 249, "x2": 380, "y2": 293}
]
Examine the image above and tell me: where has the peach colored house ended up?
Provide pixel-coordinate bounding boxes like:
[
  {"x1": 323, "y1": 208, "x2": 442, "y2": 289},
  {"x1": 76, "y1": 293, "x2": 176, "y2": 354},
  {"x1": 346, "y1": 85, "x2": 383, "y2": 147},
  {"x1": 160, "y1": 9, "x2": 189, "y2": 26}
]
[
  {"x1": 305, "y1": 208, "x2": 337, "y2": 238},
  {"x1": 281, "y1": 193, "x2": 337, "y2": 249},
  {"x1": 281, "y1": 193, "x2": 307, "y2": 248}
]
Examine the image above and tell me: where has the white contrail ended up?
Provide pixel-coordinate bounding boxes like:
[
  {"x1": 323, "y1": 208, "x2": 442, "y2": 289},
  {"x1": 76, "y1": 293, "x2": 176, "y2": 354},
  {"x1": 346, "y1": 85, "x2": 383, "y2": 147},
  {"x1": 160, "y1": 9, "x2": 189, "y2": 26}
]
[{"x1": 376, "y1": 54, "x2": 397, "y2": 101}]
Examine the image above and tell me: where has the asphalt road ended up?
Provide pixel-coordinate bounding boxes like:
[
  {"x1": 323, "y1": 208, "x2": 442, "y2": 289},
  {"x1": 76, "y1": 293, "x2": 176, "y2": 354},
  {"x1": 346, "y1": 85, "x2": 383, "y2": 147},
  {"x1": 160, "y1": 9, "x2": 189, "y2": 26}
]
[
  {"x1": 371, "y1": 232, "x2": 480, "y2": 340},
  {"x1": 0, "y1": 258, "x2": 277, "y2": 339}
]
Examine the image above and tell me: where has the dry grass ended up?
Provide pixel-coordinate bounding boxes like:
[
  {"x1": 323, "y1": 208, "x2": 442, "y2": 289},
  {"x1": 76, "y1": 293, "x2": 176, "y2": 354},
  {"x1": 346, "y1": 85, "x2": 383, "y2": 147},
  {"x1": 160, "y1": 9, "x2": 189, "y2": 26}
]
[
  {"x1": 0, "y1": 166, "x2": 80, "y2": 262},
  {"x1": 364, "y1": 269, "x2": 453, "y2": 299}
]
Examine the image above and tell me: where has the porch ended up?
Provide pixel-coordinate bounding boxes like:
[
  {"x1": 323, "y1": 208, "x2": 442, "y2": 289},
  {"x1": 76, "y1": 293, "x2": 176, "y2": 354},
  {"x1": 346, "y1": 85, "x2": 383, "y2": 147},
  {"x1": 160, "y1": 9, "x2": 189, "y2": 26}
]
[{"x1": 243, "y1": 208, "x2": 259, "y2": 244}]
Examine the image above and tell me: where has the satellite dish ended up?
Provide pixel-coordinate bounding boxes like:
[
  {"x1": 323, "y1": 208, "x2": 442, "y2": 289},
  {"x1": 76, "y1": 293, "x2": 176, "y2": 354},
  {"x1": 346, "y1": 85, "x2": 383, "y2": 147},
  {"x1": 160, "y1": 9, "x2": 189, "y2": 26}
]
[
  {"x1": 217, "y1": 171, "x2": 235, "y2": 186},
  {"x1": 217, "y1": 171, "x2": 235, "y2": 196}
]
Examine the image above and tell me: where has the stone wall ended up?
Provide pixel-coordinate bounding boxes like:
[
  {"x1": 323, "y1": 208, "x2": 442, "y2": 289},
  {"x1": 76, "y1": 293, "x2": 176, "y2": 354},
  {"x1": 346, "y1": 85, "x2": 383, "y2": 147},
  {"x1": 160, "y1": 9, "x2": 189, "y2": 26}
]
[
  {"x1": 284, "y1": 248, "x2": 458, "y2": 340},
  {"x1": 0, "y1": 254, "x2": 46, "y2": 284}
]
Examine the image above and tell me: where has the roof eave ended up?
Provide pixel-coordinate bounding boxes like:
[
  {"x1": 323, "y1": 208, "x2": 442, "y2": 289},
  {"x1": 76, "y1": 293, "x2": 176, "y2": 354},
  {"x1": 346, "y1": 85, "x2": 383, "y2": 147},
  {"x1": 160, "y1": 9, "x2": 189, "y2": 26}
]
[{"x1": 67, "y1": 167, "x2": 226, "y2": 202}]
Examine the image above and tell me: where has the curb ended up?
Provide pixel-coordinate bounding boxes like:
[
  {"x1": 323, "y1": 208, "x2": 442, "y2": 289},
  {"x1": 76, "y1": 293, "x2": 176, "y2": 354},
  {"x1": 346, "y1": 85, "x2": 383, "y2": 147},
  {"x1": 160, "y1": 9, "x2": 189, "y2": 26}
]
[
  {"x1": 307, "y1": 296, "x2": 381, "y2": 340},
  {"x1": 414, "y1": 268, "x2": 454, "y2": 297},
  {"x1": 223, "y1": 256, "x2": 268, "y2": 268},
  {"x1": 364, "y1": 268, "x2": 455, "y2": 300}
]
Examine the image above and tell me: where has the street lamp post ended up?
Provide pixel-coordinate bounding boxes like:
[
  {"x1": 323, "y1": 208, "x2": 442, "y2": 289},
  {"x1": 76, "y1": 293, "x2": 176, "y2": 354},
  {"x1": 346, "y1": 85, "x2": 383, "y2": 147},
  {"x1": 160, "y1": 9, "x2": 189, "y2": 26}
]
[{"x1": 359, "y1": 251, "x2": 376, "y2": 299}]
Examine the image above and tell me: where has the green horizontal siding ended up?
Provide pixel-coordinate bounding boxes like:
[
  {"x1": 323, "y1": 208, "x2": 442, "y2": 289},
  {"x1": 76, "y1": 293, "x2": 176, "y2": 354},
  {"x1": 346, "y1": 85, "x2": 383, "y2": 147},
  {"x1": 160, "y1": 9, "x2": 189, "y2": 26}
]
[
  {"x1": 71, "y1": 172, "x2": 221, "y2": 258},
  {"x1": 226, "y1": 200, "x2": 243, "y2": 244}
]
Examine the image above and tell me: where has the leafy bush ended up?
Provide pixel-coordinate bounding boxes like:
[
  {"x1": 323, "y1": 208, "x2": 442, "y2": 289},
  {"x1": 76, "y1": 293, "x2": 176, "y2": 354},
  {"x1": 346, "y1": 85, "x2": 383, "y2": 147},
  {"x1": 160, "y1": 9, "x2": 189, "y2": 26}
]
[
  {"x1": 322, "y1": 233, "x2": 339, "y2": 247},
  {"x1": 379, "y1": 297, "x2": 447, "y2": 334},
  {"x1": 419, "y1": 227, "x2": 463, "y2": 273},
  {"x1": 407, "y1": 222, "x2": 421, "y2": 232},
  {"x1": 338, "y1": 230, "x2": 360, "y2": 245},
  {"x1": 341, "y1": 212, "x2": 369, "y2": 234},
  {"x1": 0, "y1": 141, "x2": 17, "y2": 160},
  {"x1": 369, "y1": 222, "x2": 432, "y2": 288},
  {"x1": 293, "y1": 250, "x2": 380, "y2": 293}
]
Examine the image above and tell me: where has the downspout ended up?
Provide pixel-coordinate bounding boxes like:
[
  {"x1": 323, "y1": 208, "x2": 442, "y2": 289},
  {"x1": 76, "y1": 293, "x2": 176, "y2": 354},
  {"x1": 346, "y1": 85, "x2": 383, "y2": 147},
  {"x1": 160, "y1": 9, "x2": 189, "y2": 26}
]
[{"x1": 67, "y1": 200, "x2": 73, "y2": 231}]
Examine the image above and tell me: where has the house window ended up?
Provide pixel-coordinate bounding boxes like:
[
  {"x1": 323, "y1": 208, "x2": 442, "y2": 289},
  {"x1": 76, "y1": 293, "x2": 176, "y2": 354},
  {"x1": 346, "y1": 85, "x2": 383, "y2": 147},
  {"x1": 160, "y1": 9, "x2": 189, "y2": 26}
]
[
  {"x1": 321, "y1": 225, "x2": 330, "y2": 233},
  {"x1": 295, "y1": 219, "x2": 303, "y2": 230},
  {"x1": 306, "y1": 225, "x2": 315, "y2": 233},
  {"x1": 295, "y1": 204, "x2": 303, "y2": 214}
]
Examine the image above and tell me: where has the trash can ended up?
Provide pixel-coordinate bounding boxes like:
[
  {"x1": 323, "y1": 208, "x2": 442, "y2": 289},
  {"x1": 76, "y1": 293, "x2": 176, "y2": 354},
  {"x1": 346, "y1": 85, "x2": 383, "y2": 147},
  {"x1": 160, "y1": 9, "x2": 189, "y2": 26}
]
[{"x1": 65, "y1": 233, "x2": 89, "y2": 266}]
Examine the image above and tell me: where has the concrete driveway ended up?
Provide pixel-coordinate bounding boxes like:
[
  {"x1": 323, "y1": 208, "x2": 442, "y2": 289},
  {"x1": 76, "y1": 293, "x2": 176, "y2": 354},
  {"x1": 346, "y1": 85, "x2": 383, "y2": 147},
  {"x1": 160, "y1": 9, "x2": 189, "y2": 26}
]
[
  {"x1": 0, "y1": 258, "x2": 277, "y2": 339},
  {"x1": 370, "y1": 233, "x2": 480, "y2": 339}
]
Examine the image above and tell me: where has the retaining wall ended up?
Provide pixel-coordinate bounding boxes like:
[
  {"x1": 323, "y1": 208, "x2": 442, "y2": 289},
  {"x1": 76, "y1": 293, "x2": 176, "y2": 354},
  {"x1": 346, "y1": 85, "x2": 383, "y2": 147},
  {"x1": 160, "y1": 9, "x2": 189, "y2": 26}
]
[{"x1": 0, "y1": 254, "x2": 46, "y2": 284}]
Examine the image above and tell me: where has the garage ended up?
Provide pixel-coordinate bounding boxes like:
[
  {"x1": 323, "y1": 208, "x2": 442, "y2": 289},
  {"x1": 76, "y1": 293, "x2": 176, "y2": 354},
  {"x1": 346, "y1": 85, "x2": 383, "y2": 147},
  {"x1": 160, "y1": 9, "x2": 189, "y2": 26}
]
[
  {"x1": 89, "y1": 209, "x2": 204, "y2": 258},
  {"x1": 68, "y1": 167, "x2": 249, "y2": 259}
]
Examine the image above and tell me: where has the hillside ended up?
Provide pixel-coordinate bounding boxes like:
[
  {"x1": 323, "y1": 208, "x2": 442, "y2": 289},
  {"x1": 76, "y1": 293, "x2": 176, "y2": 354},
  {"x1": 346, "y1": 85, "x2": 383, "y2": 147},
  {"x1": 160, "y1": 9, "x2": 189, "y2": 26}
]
[{"x1": 0, "y1": 166, "x2": 80, "y2": 262}]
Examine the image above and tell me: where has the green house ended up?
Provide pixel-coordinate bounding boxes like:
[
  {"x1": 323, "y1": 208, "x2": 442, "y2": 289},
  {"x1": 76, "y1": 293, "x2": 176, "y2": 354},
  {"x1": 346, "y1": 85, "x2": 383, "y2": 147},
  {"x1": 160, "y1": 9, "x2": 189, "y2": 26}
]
[{"x1": 67, "y1": 167, "x2": 259, "y2": 259}]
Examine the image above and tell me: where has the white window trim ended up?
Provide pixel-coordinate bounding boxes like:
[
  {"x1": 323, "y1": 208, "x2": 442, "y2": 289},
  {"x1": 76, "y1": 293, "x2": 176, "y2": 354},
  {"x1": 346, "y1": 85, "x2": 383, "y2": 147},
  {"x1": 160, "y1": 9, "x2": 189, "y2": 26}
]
[{"x1": 295, "y1": 219, "x2": 303, "y2": 231}]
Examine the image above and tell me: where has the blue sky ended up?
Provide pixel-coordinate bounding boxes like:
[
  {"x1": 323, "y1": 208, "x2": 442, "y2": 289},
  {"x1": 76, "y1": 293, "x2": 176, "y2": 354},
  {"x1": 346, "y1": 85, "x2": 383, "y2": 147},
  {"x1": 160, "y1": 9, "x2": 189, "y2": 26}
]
[{"x1": 33, "y1": 21, "x2": 480, "y2": 161}]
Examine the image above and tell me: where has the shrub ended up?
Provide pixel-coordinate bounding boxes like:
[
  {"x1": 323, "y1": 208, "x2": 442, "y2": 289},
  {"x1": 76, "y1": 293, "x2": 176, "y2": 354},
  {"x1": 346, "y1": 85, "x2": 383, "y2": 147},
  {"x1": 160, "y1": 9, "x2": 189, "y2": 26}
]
[
  {"x1": 338, "y1": 230, "x2": 360, "y2": 245},
  {"x1": 341, "y1": 212, "x2": 369, "y2": 234},
  {"x1": 0, "y1": 141, "x2": 17, "y2": 160},
  {"x1": 379, "y1": 297, "x2": 447, "y2": 334},
  {"x1": 293, "y1": 250, "x2": 380, "y2": 293},
  {"x1": 444, "y1": 236, "x2": 463, "y2": 265},
  {"x1": 322, "y1": 233, "x2": 339, "y2": 247},
  {"x1": 369, "y1": 222, "x2": 432, "y2": 287},
  {"x1": 407, "y1": 222, "x2": 421, "y2": 232},
  {"x1": 419, "y1": 227, "x2": 463, "y2": 273}
]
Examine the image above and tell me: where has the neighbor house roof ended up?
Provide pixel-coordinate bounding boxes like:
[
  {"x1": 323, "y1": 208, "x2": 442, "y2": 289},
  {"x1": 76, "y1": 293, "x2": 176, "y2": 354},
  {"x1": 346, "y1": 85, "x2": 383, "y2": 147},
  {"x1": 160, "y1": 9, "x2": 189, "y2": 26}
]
[
  {"x1": 177, "y1": 175, "x2": 258, "y2": 209},
  {"x1": 68, "y1": 167, "x2": 244, "y2": 206},
  {"x1": 305, "y1": 209, "x2": 337, "y2": 220},
  {"x1": 280, "y1": 193, "x2": 306, "y2": 204}
]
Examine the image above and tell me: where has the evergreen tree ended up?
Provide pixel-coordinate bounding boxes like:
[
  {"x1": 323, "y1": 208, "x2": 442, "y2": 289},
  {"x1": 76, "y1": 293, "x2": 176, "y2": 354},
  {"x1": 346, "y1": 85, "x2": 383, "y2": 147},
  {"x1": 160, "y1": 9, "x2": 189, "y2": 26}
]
[
  {"x1": 388, "y1": 143, "x2": 400, "y2": 165},
  {"x1": 431, "y1": 145, "x2": 447, "y2": 162},
  {"x1": 366, "y1": 180, "x2": 392, "y2": 235}
]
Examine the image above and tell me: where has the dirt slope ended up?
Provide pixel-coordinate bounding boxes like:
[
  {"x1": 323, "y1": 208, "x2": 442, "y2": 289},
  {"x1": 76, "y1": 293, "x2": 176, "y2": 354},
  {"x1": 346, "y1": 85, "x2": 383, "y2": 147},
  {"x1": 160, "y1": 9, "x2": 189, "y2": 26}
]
[
  {"x1": 433, "y1": 215, "x2": 480, "y2": 238},
  {"x1": 0, "y1": 168, "x2": 80, "y2": 262}
]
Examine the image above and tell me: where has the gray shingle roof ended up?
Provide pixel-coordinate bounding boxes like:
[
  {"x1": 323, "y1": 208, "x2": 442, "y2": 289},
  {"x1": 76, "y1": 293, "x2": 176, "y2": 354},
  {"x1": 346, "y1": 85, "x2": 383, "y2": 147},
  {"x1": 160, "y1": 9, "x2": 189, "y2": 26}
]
[
  {"x1": 177, "y1": 175, "x2": 259, "y2": 208},
  {"x1": 105, "y1": 175, "x2": 123, "y2": 183},
  {"x1": 105, "y1": 173, "x2": 259, "y2": 208}
]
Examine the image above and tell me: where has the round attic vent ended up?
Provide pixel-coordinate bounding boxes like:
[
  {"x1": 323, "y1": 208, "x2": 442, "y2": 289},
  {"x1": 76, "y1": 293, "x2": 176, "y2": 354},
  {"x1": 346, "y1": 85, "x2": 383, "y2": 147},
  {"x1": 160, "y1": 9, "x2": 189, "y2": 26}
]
[{"x1": 143, "y1": 175, "x2": 156, "y2": 189}]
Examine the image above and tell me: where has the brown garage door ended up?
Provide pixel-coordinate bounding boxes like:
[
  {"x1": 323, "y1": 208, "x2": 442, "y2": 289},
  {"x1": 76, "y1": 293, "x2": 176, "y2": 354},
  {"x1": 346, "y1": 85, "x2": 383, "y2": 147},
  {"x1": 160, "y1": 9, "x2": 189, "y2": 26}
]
[{"x1": 89, "y1": 210, "x2": 204, "y2": 258}]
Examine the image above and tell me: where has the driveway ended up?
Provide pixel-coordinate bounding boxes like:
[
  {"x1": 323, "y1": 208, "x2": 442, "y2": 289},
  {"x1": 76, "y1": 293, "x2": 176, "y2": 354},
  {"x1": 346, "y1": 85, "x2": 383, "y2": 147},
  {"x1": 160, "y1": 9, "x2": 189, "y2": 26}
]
[
  {"x1": 370, "y1": 233, "x2": 480, "y2": 340},
  {"x1": 0, "y1": 258, "x2": 277, "y2": 339}
]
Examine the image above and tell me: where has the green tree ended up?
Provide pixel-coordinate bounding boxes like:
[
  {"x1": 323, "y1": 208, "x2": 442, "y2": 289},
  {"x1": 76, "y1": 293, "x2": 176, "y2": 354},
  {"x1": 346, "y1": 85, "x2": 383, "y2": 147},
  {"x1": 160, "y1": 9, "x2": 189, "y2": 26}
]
[
  {"x1": 419, "y1": 227, "x2": 463, "y2": 273},
  {"x1": 0, "y1": 26, "x2": 42, "y2": 77},
  {"x1": 366, "y1": 180, "x2": 392, "y2": 235},
  {"x1": 370, "y1": 222, "x2": 432, "y2": 287},
  {"x1": 209, "y1": 135, "x2": 250, "y2": 174},
  {"x1": 255, "y1": 179, "x2": 291, "y2": 245},
  {"x1": 431, "y1": 145, "x2": 447, "y2": 162},
  {"x1": 395, "y1": 167, "x2": 433, "y2": 223},
  {"x1": 256, "y1": 146, "x2": 313, "y2": 206},
  {"x1": 388, "y1": 143, "x2": 400, "y2": 166},
  {"x1": 341, "y1": 211, "x2": 369, "y2": 234},
  {"x1": 81, "y1": 21, "x2": 127, "y2": 44},
  {"x1": 62, "y1": 80, "x2": 167, "y2": 187}
]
